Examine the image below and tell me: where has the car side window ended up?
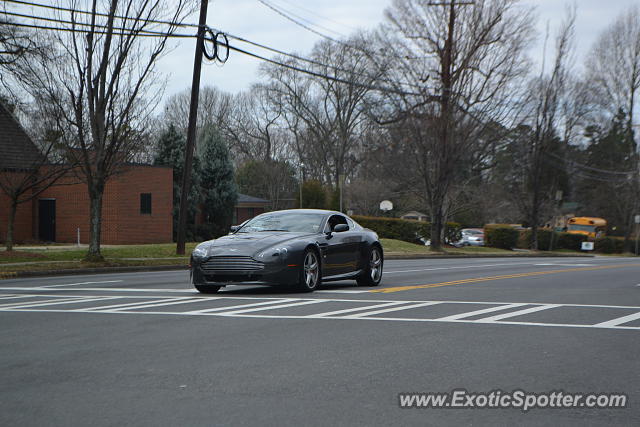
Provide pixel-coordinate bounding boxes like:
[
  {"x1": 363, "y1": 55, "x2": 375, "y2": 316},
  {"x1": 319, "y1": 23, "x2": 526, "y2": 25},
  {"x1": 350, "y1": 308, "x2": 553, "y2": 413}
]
[{"x1": 324, "y1": 214, "x2": 349, "y2": 232}]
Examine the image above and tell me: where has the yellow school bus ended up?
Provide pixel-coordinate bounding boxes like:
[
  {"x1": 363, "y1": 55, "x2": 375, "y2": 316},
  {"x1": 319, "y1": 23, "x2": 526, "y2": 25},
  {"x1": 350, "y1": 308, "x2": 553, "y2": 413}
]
[{"x1": 566, "y1": 217, "x2": 607, "y2": 239}]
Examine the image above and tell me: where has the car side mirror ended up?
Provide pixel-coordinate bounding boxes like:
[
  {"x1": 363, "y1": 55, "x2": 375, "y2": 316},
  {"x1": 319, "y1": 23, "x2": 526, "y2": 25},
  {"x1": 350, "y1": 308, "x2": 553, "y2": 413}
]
[
  {"x1": 333, "y1": 224, "x2": 349, "y2": 233},
  {"x1": 230, "y1": 225, "x2": 240, "y2": 233}
]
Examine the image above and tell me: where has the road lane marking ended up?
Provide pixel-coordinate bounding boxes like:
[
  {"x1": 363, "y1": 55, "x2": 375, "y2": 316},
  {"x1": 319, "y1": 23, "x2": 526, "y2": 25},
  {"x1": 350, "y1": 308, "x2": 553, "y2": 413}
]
[
  {"x1": 186, "y1": 299, "x2": 294, "y2": 314},
  {"x1": 0, "y1": 295, "x2": 36, "y2": 301},
  {"x1": 81, "y1": 297, "x2": 191, "y2": 311},
  {"x1": 371, "y1": 263, "x2": 640, "y2": 293},
  {"x1": 41, "y1": 280, "x2": 123, "y2": 288},
  {"x1": 3, "y1": 296, "x2": 117, "y2": 310},
  {"x1": 0, "y1": 296, "x2": 86, "y2": 308},
  {"x1": 1, "y1": 294, "x2": 639, "y2": 330},
  {"x1": 383, "y1": 262, "x2": 574, "y2": 274},
  {"x1": 315, "y1": 290, "x2": 370, "y2": 294},
  {"x1": 110, "y1": 298, "x2": 211, "y2": 311},
  {"x1": 535, "y1": 263, "x2": 591, "y2": 267},
  {"x1": 346, "y1": 302, "x2": 440, "y2": 318},
  {"x1": 309, "y1": 301, "x2": 409, "y2": 317},
  {"x1": 0, "y1": 287, "x2": 196, "y2": 293},
  {"x1": 476, "y1": 304, "x2": 561, "y2": 322},
  {"x1": 220, "y1": 299, "x2": 325, "y2": 315},
  {"x1": 436, "y1": 303, "x2": 528, "y2": 321},
  {"x1": 593, "y1": 311, "x2": 640, "y2": 327}
]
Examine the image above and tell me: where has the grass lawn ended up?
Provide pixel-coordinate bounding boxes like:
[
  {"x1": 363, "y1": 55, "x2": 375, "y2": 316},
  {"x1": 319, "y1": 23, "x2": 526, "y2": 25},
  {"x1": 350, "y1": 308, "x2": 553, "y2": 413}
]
[
  {"x1": 0, "y1": 238, "x2": 600, "y2": 275},
  {"x1": 380, "y1": 239, "x2": 513, "y2": 255}
]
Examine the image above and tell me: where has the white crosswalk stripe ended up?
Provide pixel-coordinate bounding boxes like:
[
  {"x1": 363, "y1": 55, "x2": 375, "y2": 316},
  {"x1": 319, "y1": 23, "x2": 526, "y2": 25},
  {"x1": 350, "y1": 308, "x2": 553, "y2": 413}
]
[{"x1": 0, "y1": 293, "x2": 638, "y2": 331}]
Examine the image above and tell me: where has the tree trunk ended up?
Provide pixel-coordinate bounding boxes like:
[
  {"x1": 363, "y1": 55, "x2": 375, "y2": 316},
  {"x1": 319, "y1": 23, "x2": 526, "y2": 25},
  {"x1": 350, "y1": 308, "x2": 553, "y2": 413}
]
[
  {"x1": 5, "y1": 198, "x2": 17, "y2": 251},
  {"x1": 430, "y1": 197, "x2": 445, "y2": 250},
  {"x1": 86, "y1": 184, "x2": 104, "y2": 262}
]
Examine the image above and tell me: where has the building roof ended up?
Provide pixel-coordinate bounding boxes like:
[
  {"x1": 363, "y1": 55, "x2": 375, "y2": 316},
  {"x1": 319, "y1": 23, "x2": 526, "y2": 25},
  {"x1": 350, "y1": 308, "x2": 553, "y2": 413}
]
[
  {"x1": 0, "y1": 102, "x2": 43, "y2": 170},
  {"x1": 401, "y1": 211, "x2": 428, "y2": 217},
  {"x1": 237, "y1": 193, "x2": 270, "y2": 204}
]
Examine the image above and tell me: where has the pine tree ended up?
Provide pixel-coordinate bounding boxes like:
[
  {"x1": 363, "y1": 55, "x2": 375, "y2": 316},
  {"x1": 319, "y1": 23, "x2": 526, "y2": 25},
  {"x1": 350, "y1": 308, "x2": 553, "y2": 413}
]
[
  {"x1": 200, "y1": 126, "x2": 238, "y2": 237},
  {"x1": 154, "y1": 125, "x2": 202, "y2": 240}
]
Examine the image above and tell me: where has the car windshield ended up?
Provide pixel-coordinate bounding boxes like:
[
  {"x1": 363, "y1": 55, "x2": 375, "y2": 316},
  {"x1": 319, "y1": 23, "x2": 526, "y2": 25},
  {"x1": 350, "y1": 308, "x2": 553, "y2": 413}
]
[
  {"x1": 568, "y1": 224, "x2": 595, "y2": 232},
  {"x1": 463, "y1": 229, "x2": 483, "y2": 235},
  {"x1": 237, "y1": 212, "x2": 325, "y2": 233}
]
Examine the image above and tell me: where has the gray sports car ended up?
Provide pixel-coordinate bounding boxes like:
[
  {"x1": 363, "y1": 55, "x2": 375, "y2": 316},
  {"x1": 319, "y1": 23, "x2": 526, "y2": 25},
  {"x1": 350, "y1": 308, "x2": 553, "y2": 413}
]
[{"x1": 190, "y1": 209, "x2": 383, "y2": 293}]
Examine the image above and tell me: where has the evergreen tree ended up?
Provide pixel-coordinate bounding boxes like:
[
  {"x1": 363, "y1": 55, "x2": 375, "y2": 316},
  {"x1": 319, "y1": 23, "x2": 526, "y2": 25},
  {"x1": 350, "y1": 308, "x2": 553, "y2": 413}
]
[
  {"x1": 154, "y1": 125, "x2": 202, "y2": 240},
  {"x1": 200, "y1": 126, "x2": 238, "y2": 237},
  {"x1": 577, "y1": 110, "x2": 638, "y2": 239}
]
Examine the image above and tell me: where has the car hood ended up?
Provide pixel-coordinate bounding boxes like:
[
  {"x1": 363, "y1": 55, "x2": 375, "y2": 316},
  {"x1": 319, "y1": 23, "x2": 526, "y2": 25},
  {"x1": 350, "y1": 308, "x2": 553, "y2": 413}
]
[{"x1": 201, "y1": 232, "x2": 316, "y2": 257}]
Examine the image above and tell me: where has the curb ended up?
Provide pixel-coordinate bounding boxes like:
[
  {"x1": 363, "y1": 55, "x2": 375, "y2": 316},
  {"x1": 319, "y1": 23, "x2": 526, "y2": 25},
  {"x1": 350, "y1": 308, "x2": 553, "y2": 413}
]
[
  {"x1": 0, "y1": 252, "x2": 597, "y2": 279},
  {"x1": 0, "y1": 264, "x2": 188, "y2": 279}
]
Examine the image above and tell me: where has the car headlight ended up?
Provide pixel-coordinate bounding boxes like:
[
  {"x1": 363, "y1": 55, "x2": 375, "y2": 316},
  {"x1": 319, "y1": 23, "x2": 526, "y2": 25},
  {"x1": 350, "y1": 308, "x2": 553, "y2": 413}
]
[
  {"x1": 257, "y1": 247, "x2": 289, "y2": 260},
  {"x1": 192, "y1": 244, "x2": 209, "y2": 258}
]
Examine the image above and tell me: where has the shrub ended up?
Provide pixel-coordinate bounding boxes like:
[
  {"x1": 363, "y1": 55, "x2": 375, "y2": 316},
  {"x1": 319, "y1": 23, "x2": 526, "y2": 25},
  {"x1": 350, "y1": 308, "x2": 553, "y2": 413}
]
[
  {"x1": 556, "y1": 232, "x2": 588, "y2": 251},
  {"x1": 485, "y1": 226, "x2": 519, "y2": 249},
  {"x1": 352, "y1": 216, "x2": 462, "y2": 245},
  {"x1": 352, "y1": 216, "x2": 422, "y2": 243},
  {"x1": 595, "y1": 236, "x2": 625, "y2": 254}
]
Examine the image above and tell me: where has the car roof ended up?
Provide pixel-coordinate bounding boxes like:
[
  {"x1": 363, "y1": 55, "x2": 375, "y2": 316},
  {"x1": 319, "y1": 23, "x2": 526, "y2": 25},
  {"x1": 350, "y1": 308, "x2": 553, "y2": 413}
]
[{"x1": 262, "y1": 209, "x2": 343, "y2": 216}]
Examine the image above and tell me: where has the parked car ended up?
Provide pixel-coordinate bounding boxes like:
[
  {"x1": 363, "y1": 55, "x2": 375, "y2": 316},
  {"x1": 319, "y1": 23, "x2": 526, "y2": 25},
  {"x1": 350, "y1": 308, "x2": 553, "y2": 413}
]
[
  {"x1": 454, "y1": 228, "x2": 485, "y2": 247},
  {"x1": 190, "y1": 209, "x2": 384, "y2": 293}
]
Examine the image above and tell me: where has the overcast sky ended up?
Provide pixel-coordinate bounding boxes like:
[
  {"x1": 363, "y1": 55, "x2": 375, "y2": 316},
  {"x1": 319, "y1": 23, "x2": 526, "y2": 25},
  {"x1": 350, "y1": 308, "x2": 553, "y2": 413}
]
[{"x1": 156, "y1": 0, "x2": 638, "y2": 102}]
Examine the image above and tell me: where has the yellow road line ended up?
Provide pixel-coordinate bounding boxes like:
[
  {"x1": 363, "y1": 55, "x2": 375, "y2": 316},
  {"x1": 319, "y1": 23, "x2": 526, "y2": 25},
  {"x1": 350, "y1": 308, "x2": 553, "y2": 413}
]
[{"x1": 371, "y1": 263, "x2": 640, "y2": 293}]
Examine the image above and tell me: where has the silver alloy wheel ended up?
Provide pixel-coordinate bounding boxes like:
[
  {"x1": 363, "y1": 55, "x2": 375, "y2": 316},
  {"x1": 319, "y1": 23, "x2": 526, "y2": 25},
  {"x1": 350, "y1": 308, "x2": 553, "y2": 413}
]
[
  {"x1": 304, "y1": 251, "x2": 319, "y2": 288},
  {"x1": 370, "y1": 248, "x2": 382, "y2": 282}
]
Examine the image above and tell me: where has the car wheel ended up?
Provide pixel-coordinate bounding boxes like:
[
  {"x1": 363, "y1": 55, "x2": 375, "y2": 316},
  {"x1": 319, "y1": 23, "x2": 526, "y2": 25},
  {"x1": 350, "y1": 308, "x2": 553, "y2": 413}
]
[
  {"x1": 195, "y1": 284, "x2": 221, "y2": 294},
  {"x1": 357, "y1": 246, "x2": 383, "y2": 286},
  {"x1": 297, "y1": 249, "x2": 321, "y2": 292}
]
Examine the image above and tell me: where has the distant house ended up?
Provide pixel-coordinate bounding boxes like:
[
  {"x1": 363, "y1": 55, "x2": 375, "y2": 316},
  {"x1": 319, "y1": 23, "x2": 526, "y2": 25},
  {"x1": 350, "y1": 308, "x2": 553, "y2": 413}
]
[
  {"x1": 234, "y1": 193, "x2": 270, "y2": 224},
  {"x1": 401, "y1": 211, "x2": 429, "y2": 222},
  {"x1": 0, "y1": 102, "x2": 173, "y2": 244}
]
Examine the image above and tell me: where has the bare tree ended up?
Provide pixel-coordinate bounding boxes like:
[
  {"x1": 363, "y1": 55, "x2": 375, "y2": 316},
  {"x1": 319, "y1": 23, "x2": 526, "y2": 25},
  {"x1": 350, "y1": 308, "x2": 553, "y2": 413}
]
[
  {"x1": 374, "y1": 0, "x2": 534, "y2": 249},
  {"x1": 161, "y1": 85, "x2": 233, "y2": 149},
  {"x1": 0, "y1": 102, "x2": 75, "y2": 250},
  {"x1": 586, "y1": 5, "x2": 640, "y2": 132},
  {"x1": 224, "y1": 84, "x2": 285, "y2": 161},
  {"x1": 5, "y1": 0, "x2": 195, "y2": 260},
  {"x1": 262, "y1": 34, "x2": 384, "y2": 190},
  {"x1": 522, "y1": 9, "x2": 576, "y2": 249}
]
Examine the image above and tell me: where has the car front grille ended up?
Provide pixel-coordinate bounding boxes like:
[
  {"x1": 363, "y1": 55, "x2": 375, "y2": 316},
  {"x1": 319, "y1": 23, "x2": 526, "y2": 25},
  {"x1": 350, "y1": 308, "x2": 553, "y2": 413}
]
[{"x1": 200, "y1": 256, "x2": 264, "y2": 273}]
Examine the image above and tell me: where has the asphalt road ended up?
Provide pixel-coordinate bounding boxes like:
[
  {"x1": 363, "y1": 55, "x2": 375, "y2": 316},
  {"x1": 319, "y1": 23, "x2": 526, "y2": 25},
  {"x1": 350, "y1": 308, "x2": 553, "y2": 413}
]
[{"x1": 1, "y1": 256, "x2": 639, "y2": 426}]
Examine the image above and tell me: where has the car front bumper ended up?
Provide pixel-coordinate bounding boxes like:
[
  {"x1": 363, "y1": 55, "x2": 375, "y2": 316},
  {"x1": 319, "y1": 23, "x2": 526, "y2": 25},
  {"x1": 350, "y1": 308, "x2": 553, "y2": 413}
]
[{"x1": 190, "y1": 256, "x2": 299, "y2": 287}]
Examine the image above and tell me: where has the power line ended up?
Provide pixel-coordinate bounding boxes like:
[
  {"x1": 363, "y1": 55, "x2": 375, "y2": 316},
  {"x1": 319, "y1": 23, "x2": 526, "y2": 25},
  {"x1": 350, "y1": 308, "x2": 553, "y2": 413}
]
[
  {"x1": 227, "y1": 43, "x2": 423, "y2": 97},
  {"x1": 4, "y1": 0, "x2": 199, "y2": 28},
  {"x1": 3, "y1": 5, "x2": 423, "y2": 90},
  {"x1": 1, "y1": 10, "x2": 194, "y2": 37},
  {"x1": 0, "y1": 19, "x2": 193, "y2": 38},
  {"x1": 275, "y1": 0, "x2": 359, "y2": 32},
  {"x1": 262, "y1": 0, "x2": 348, "y2": 38},
  {"x1": 256, "y1": 0, "x2": 344, "y2": 45},
  {"x1": 2, "y1": 16, "x2": 423, "y2": 96},
  {"x1": 545, "y1": 151, "x2": 636, "y2": 175}
]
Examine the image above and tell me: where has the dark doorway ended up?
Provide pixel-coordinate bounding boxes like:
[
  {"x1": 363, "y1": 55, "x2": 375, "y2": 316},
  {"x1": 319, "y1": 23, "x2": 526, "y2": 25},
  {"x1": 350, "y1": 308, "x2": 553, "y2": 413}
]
[{"x1": 38, "y1": 199, "x2": 56, "y2": 242}]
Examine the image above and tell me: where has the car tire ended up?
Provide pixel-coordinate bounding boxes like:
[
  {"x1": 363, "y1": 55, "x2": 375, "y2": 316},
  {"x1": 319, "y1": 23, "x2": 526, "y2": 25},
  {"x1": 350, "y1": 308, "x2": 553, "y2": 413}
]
[
  {"x1": 357, "y1": 245, "x2": 383, "y2": 286},
  {"x1": 297, "y1": 248, "x2": 321, "y2": 292},
  {"x1": 195, "y1": 284, "x2": 221, "y2": 294}
]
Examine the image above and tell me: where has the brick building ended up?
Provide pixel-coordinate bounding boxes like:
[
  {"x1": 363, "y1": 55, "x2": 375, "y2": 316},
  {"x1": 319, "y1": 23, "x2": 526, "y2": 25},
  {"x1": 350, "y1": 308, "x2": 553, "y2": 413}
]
[
  {"x1": 234, "y1": 193, "x2": 270, "y2": 224},
  {"x1": 0, "y1": 102, "x2": 173, "y2": 245}
]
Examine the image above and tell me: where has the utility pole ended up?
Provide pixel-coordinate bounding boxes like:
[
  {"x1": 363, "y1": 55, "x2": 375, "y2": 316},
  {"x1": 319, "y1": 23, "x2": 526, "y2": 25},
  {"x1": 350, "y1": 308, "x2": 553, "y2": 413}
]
[
  {"x1": 176, "y1": 0, "x2": 209, "y2": 255},
  {"x1": 299, "y1": 163, "x2": 304, "y2": 209}
]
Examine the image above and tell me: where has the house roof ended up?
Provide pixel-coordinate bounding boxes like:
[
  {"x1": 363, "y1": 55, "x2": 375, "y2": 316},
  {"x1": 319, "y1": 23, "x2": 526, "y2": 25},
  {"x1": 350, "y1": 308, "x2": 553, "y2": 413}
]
[
  {"x1": 237, "y1": 193, "x2": 270, "y2": 204},
  {"x1": 0, "y1": 102, "x2": 43, "y2": 170},
  {"x1": 402, "y1": 211, "x2": 428, "y2": 217}
]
